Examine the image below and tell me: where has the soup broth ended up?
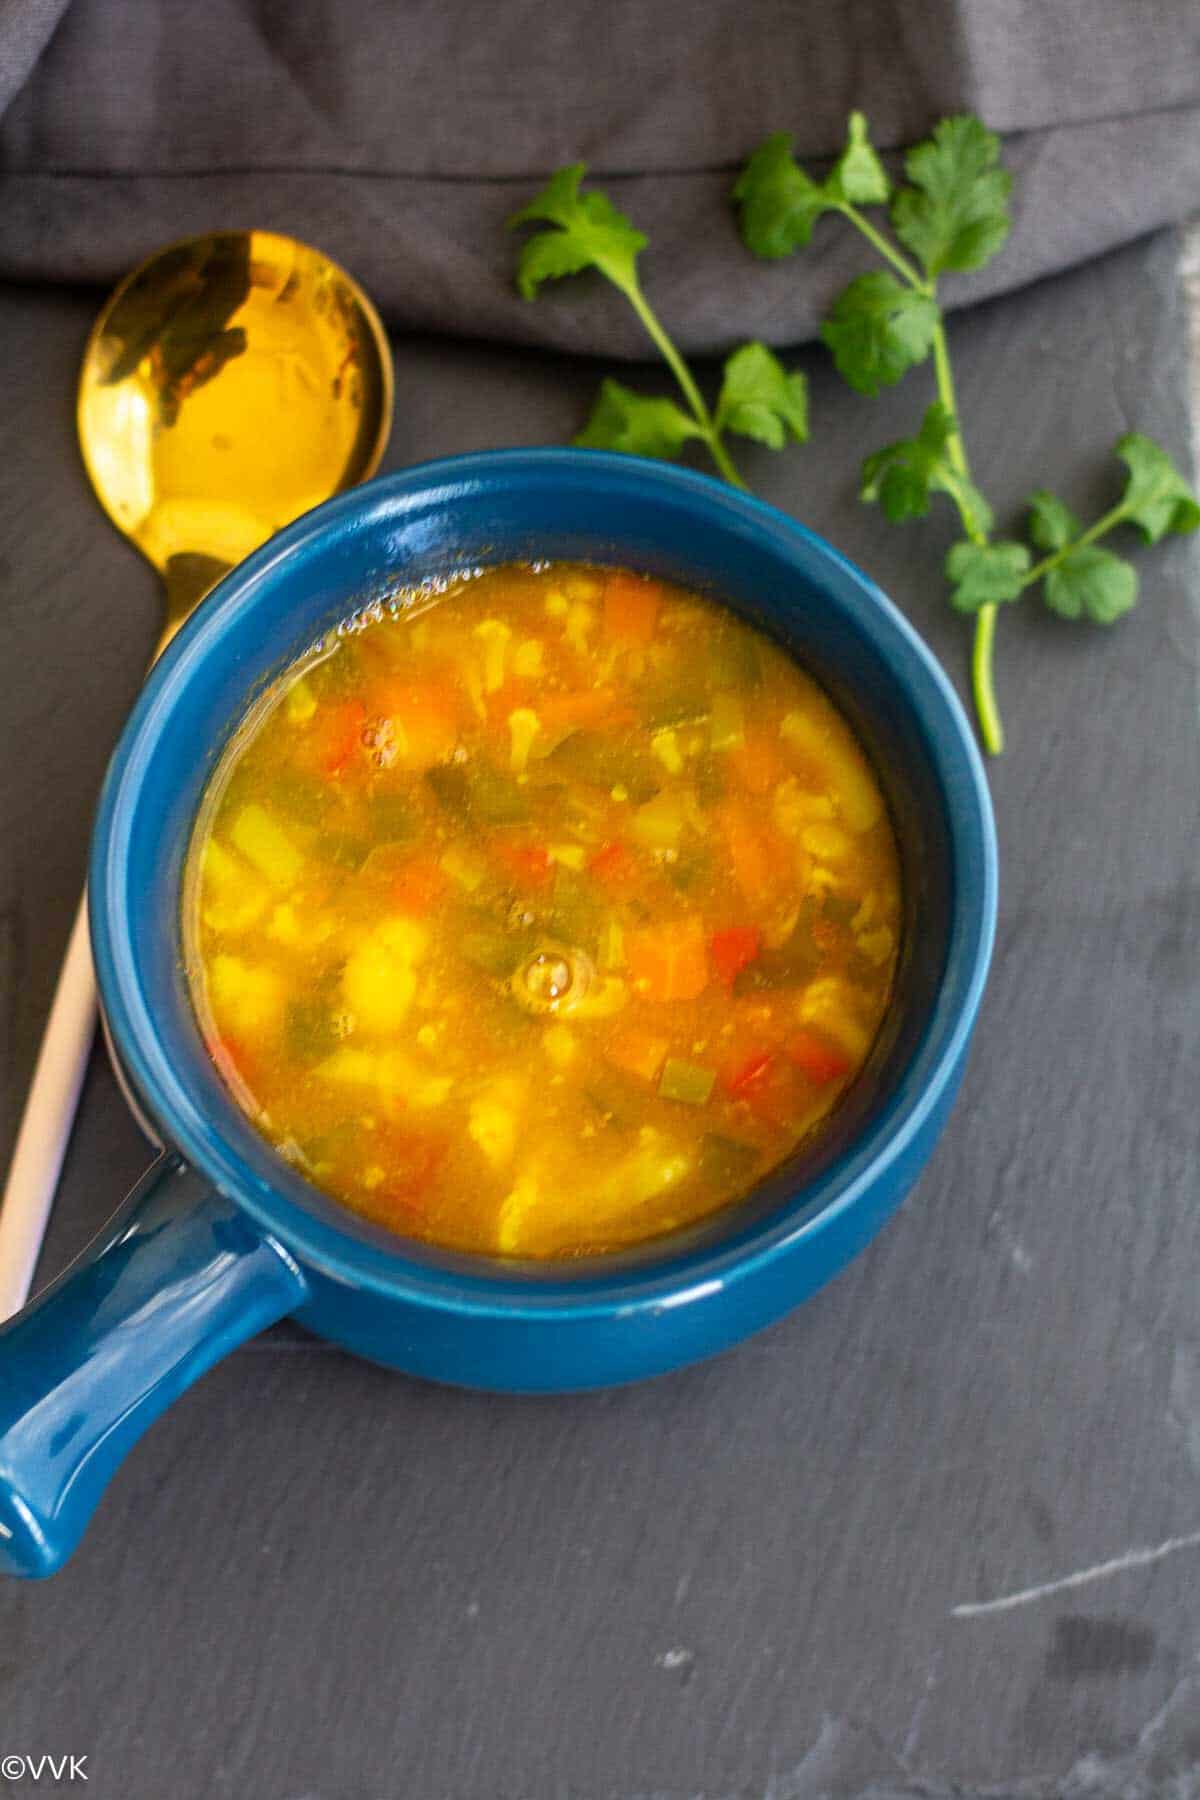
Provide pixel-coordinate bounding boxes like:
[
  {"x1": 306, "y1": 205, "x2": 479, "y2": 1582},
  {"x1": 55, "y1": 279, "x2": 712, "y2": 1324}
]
[{"x1": 184, "y1": 562, "x2": 901, "y2": 1257}]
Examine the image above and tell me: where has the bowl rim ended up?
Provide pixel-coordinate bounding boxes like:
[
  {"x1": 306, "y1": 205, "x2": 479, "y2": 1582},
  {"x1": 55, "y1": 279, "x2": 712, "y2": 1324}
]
[{"x1": 90, "y1": 448, "x2": 997, "y2": 1319}]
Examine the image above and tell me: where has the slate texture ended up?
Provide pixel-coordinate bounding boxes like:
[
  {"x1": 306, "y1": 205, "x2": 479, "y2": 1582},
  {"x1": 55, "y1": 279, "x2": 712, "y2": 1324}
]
[{"x1": 0, "y1": 228, "x2": 1198, "y2": 1799}]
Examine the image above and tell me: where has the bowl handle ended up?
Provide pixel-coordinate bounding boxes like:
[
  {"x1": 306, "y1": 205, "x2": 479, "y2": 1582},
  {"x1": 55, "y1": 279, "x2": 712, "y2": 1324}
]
[{"x1": 0, "y1": 1153, "x2": 307, "y2": 1578}]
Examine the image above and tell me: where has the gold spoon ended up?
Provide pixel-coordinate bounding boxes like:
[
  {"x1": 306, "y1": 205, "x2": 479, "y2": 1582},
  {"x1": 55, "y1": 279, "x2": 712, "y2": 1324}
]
[{"x1": 0, "y1": 231, "x2": 394, "y2": 1318}]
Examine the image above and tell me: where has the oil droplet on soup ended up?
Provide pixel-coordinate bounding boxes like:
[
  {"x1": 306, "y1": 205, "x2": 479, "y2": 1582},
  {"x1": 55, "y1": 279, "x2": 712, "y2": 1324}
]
[{"x1": 183, "y1": 563, "x2": 902, "y2": 1257}]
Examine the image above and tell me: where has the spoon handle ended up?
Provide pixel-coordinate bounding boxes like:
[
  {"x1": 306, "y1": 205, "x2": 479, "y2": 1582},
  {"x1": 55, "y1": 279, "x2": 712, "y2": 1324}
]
[{"x1": 0, "y1": 895, "x2": 97, "y2": 1321}]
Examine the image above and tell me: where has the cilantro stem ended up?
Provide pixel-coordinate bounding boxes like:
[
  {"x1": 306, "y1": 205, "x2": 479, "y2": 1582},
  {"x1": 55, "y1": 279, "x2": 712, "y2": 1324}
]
[
  {"x1": 1020, "y1": 499, "x2": 1130, "y2": 588},
  {"x1": 970, "y1": 602, "x2": 1003, "y2": 757},
  {"x1": 835, "y1": 201, "x2": 928, "y2": 292},
  {"x1": 622, "y1": 282, "x2": 749, "y2": 491},
  {"x1": 928, "y1": 317, "x2": 1006, "y2": 752}
]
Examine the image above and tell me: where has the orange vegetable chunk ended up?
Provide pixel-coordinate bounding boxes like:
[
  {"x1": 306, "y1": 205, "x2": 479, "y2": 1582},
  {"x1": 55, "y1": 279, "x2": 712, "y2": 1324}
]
[
  {"x1": 626, "y1": 916, "x2": 709, "y2": 1002},
  {"x1": 603, "y1": 571, "x2": 662, "y2": 645}
]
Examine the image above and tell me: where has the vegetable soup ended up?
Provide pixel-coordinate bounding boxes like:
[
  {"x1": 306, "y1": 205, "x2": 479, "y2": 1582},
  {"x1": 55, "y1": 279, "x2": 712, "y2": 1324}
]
[{"x1": 184, "y1": 563, "x2": 901, "y2": 1257}]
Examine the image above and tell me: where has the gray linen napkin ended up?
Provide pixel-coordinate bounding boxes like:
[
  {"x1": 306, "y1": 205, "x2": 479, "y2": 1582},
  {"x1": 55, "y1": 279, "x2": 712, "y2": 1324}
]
[{"x1": 1, "y1": 0, "x2": 1198, "y2": 350}]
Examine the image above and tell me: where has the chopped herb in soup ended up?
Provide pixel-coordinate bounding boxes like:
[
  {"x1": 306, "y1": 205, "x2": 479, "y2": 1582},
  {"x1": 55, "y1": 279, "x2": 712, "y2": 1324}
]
[{"x1": 184, "y1": 563, "x2": 901, "y2": 1257}]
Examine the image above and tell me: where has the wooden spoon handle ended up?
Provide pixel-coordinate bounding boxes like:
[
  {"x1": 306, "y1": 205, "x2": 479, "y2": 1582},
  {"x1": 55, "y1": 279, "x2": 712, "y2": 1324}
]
[{"x1": 0, "y1": 894, "x2": 97, "y2": 1321}]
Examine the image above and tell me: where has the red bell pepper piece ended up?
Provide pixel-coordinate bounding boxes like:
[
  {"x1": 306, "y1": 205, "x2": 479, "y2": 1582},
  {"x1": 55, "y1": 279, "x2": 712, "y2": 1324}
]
[
  {"x1": 722, "y1": 1050, "x2": 775, "y2": 1098},
  {"x1": 709, "y1": 925, "x2": 761, "y2": 989},
  {"x1": 589, "y1": 841, "x2": 635, "y2": 886},
  {"x1": 786, "y1": 1029, "x2": 853, "y2": 1084},
  {"x1": 494, "y1": 842, "x2": 553, "y2": 889}
]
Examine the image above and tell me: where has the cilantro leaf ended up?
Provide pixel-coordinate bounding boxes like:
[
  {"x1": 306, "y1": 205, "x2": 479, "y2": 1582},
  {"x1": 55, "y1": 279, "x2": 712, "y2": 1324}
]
[
  {"x1": 1042, "y1": 547, "x2": 1137, "y2": 623},
  {"x1": 861, "y1": 402, "x2": 992, "y2": 533},
  {"x1": 828, "y1": 112, "x2": 890, "y2": 205},
  {"x1": 891, "y1": 115, "x2": 1011, "y2": 278},
  {"x1": 820, "y1": 272, "x2": 938, "y2": 395},
  {"x1": 1113, "y1": 433, "x2": 1200, "y2": 543},
  {"x1": 714, "y1": 342, "x2": 808, "y2": 449},
  {"x1": 945, "y1": 539, "x2": 1030, "y2": 612},
  {"x1": 733, "y1": 133, "x2": 840, "y2": 259},
  {"x1": 1026, "y1": 489, "x2": 1081, "y2": 552},
  {"x1": 509, "y1": 164, "x2": 646, "y2": 299},
  {"x1": 573, "y1": 379, "x2": 703, "y2": 460}
]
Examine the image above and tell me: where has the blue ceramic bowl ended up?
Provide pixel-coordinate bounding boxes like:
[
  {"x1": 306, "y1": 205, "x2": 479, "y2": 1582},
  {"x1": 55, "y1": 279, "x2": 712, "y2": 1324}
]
[{"x1": 0, "y1": 451, "x2": 995, "y2": 1577}]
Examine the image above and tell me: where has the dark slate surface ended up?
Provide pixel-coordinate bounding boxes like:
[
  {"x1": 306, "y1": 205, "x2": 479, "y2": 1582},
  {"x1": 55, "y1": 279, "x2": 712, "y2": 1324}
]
[{"x1": 1, "y1": 231, "x2": 1199, "y2": 1799}]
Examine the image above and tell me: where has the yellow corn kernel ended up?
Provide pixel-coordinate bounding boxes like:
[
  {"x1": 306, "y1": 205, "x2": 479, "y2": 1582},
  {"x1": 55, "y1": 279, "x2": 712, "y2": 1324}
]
[
  {"x1": 856, "y1": 925, "x2": 895, "y2": 967},
  {"x1": 469, "y1": 1088, "x2": 521, "y2": 1166},
  {"x1": 796, "y1": 977, "x2": 870, "y2": 1059},
  {"x1": 651, "y1": 728, "x2": 684, "y2": 775},
  {"x1": 474, "y1": 619, "x2": 512, "y2": 692},
  {"x1": 508, "y1": 707, "x2": 541, "y2": 774},
  {"x1": 201, "y1": 840, "x2": 269, "y2": 935},
  {"x1": 230, "y1": 804, "x2": 303, "y2": 889},
  {"x1": 496, "y1": 1172, "x2": 540, "y2": 1253},
  {"x1": 208, "y1": 953, "x2": 285, "y2": 1036},
  {"x1": 564, "y1": 602, "x2": 596, "y2": 654},
  {"x1": 285, "y1": 677, "x2": 317, "y2": 724},
  {"x1": 801, "y1": 822, "x2": 853, "y2": 862}
]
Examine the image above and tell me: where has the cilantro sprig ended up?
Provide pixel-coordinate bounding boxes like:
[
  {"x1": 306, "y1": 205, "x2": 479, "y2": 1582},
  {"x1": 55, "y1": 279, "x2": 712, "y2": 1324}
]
[
  {"x1": 509, "y1": 165, "x2": 808, "y2": 491},
  {"x1": 509, "y1": 122, "x2": 1199, "y2": 757},
  {"x1": 734, "y1": 113, "x2": 1200, "y2": 752}
]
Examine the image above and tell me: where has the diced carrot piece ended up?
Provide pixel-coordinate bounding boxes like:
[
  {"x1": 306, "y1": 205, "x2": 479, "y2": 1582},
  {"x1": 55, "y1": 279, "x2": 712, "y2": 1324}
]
[
  {"x1": 605, "y1": 1025, "x2": 670, "y2": 1083},
  {"x1": 721, "y1": 1050, "x2": 775, "y2": 1098},
  {"x1": 538, "y1": 686, "x2": 633, "y2": 737},
  {"x1": 603, "y1": 572, "x2": 663, "y2": 646},
  {"x1": 786, "y1": 1028, "x2": 853, "y2": 1084},
  {"x1": 626, "y1": 916, "x2": 709, "y2": 1001},
  {"x1": 371, "y1": 1131, "x2": 447, "y2": 1223},
  {"x1": 375, "y1": 681, "x2": 461, "y2": 770},
  {"x1": 709, "y1": 925, "x2": 761, "y2": 988},
  {"x1": 728, "y1": 731, "x2": 789, "y2": 796},
  {"x1": 589, "y1": 841, "x2": 636, "y2": 887},
  {"x1": 493, "y1": 841, "x2": 553, "y2": 889},
  {"x1": 300, "y1": 698, "x2": 366, "y2": 778},
  {"x1": 719, "y1": 802, "x2": 776, "y2": 908},
  {"x1": 391, "y1": 855, "x2": 449, "y2": 915}
]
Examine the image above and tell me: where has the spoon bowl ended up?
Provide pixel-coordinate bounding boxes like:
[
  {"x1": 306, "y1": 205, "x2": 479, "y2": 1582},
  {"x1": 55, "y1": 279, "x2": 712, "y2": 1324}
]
[{"x1": 77, "y1": 229, "x2": 393, "y2": 644}]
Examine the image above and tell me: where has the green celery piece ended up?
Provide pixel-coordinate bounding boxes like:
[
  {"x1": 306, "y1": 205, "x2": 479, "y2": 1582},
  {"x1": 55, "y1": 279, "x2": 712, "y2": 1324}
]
[
  {"x1": 697, "y1": 1133, "x2": 761, "y2": 1189},
  {"x1": 733, "y1": 909, "x2": 820, "y2": 992},
  {"x1": 367, "y1": 789, "x2": 419, "y2": 841},
  {"x1": 426, "y1": 760, "x2": 529, "y2": 825},
  {"x1": 708, "y1": 628, "x2": 762, "y2": 689},
  {"x1": 659, "y1": 1058, "x2": 717, "y2": 1105},
  {"x1": 459, "y1": 928, "x2": 535, "y2": 979},
  {"x1": 547, "y1": 731, "x2": 660, "y2": 802},
  {"x1": 285, "y1": 998, "x2": 340, "y2": 1064},
  {"x1": 323, "y1": 830, "x2": 371, "y2": 872}
]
